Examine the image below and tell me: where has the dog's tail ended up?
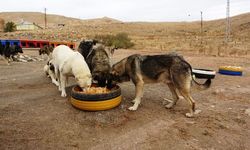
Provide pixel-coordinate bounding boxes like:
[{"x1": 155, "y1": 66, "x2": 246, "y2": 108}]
[
  {"x1": 182, "y1": 59, "x2": 211, "y2": 90},
  {"x1": 191, "y1": 73, "x2": 211, "y2": 90}
]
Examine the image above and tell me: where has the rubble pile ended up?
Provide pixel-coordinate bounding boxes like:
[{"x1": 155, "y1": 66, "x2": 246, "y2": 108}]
[{"x1": 13, "y1": 54, "x2": 44, "y2": 62}]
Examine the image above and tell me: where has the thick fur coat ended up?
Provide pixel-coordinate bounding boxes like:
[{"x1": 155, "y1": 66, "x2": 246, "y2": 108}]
[
  {"x1": 78, "y1": 40, "x2": 113, "y2": 88},
  {"x1": 52, "y1": 45, "x2": 92, "y2": 97},
  {"x1": 111, "y1": 53, "x2": 211, "y2": 117}
]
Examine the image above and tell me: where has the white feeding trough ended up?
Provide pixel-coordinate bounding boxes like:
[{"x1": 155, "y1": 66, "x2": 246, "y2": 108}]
[{"x1": 192, "y1": 68, "x2": 216, "y2": 79}]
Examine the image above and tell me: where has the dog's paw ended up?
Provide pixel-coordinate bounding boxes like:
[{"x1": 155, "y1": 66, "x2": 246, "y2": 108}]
[
  {"x1": 61, "y1": 92, "x2": 67, "y2": 97},
  {"x1": 128, "y1": 106, "x2": 138, "y2": 111},
  {"x1": 185, "y1": 113, "x2": 194, "y2": 118},
  {"x1": 131, "y1": 99, "x2": 136, "y2": 104}
]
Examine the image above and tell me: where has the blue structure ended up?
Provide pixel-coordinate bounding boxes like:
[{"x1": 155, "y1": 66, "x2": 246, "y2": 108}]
[
  {"x1": 0, "y1": 39, "x2": 75, "y2": 49},
  {"x1": 218, "y1": 69, "x2": 242, "y2": 76},
  {"x1": 0, "y1": 39, "x2": 21, "y2": 46}
]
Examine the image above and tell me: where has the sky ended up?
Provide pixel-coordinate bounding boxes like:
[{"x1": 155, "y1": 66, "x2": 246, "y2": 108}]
[{"x1": 0, "y1": 0, "x2": 249, "y2": 22}]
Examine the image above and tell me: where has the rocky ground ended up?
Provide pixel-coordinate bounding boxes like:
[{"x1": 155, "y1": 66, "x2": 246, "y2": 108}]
[{"x1": 0, "y1": 49, "x2": 249, "y2": 150}]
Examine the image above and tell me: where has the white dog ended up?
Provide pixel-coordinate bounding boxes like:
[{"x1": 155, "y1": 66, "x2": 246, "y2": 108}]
[
  {"x1": 43, "y1": 60, "x2": 59, "y2": 86},
  {"x1": 52, "y1": 45, "x2": 92, "y2": 97}
]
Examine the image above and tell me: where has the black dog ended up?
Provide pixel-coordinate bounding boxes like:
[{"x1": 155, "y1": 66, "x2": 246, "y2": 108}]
[
  {"x1": 78, "y1": 40, "x2": 114, "y2": 88},
  {"x1": 0, "y1": 43, "x2": 23, "y2": 64},
  {"x1": 78, "y1": 39, "x2": 98, "y2": 59}
]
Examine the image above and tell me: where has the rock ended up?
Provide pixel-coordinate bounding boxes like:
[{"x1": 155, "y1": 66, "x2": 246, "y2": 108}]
[
  {"x1": 185, "y1": 121, "x2": 195, "y2": 124},
  {"x1": 18, "y1": 58, "x2": 28, "y2": 62},
  {"x1": 19, "y1": 55, "x2": 25, "y2": 59},
  {"x1": 13, "y1": 54, "x2": 43, "y2": 62},
  {"x1": 194, "y1": 109, "x2": 202, "y2": 114},
  {"x1": 245, "y1": 108, "x2": 250, "y2": 116},
  {"x1": 212, "y1": 89, "x2": 225, "y2": 95}
]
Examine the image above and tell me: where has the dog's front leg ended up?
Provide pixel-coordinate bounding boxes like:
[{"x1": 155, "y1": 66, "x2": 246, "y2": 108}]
[
  {"x1": 128, "y1": 81, "x2": 144, "y2": 111},
  {"x1": 164, "y1": 83, "x2": 179, "y2": 108},
  {"x1": 4, "y1": 57, "x2": 10, "y2": 65},
  {"x1": 51, "y1": 75, "x2": 59, "y2": 86},
  {"x1": 49, "y1": 70, "x2": 59, "y2": 86},
  {"x1": 60, "y1": 74, "x2": 67, "y2": 97},
  {"x1": 56, "y1": 69, "x2": 61, "y2": 91},
  {"x1": 66, "y1": 76, "x2": 69, "y2": 86}
]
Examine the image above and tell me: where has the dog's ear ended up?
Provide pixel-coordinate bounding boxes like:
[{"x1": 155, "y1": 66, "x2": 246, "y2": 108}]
[
  {"x1": 81, "y1": 40, "x2": 85, "y2": 44},
  {"x1": 93, "y1": 39, "x2": 98, "y2": 45},
  {"x1": 110, "y1": 46, "x2": 118, "y2": 55}
]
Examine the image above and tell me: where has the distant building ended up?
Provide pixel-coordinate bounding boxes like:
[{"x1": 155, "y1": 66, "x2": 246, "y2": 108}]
[
  {"x1": 16, "y1": 21, "x2": 42, "y2": 31},
  {"x1": 0, "y1": 18, "x2": 4, "y2": 32}
]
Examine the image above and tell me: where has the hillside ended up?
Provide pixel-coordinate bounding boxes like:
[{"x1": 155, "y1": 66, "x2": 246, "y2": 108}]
[
  {"x1": 0, "y1": 12, "x2": 249, "y2": 57},
  {"x1": 0, "y1": 12, "x2": 122, "y2": 28}
]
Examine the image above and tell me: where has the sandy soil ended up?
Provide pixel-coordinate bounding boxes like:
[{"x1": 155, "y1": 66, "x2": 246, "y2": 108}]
[{"x1": 0, "y1": 49, "x2": 250, "y2": 150}]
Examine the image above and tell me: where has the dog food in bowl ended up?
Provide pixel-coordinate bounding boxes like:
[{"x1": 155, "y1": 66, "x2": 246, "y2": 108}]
[{"x1": 82, "y1": 87, "x2": 110, "y2": 94}]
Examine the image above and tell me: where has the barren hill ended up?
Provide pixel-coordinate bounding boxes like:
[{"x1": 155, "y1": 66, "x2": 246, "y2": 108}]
[
  {"x1": 0, "y1": 12, "x2": 122, "y2": 28},
  {"x1": 0, "y1": 12, "x2": 249, "y2": 56}
]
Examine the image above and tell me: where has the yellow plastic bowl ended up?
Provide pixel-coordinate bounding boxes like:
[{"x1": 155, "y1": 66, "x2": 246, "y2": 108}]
[
  {"x1": 71, "y1": 95, "x2": 121, "y2": 111},
  {"x1": 70, "y1": 84, "x2": 122, "y2": 111}
]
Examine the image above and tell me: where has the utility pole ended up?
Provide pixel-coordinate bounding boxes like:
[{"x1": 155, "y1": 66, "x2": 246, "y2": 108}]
[
  {"x1": 225, "y1": 0, "x2": 230, "y2": 42},
  {"x1": 44, "y1": 8, "x2": 47, "y2": 29},
  {"x1": 200, "y1": 11, "x2": 203, "y2": 44}
]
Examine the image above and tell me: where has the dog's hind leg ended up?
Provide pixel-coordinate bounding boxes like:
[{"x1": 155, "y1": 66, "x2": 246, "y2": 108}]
[
  {"x1": 164, "y1": 83, "x2": 179, "y2": 109},
  {"x1": 178, "y1": 88, "x2": 196, "y2": 118},
  {"x1": 170, "y1": 65, "x2": 196, "y2": 117}
]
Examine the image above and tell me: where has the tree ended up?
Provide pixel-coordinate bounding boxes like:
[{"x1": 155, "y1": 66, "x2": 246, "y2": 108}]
[
  {"x1": 94, "y1": 32, "x2": 134, "y2": 49},
  {"x1": 4, "y1": 22, "x2": 16, "y2": 32}
]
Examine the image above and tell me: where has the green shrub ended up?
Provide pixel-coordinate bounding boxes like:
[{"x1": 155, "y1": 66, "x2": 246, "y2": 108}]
[
  {"x1": 4, "y1": 22, "x2": 16, "y2": 32},
  {"x1": 94, "y1": 33, "x2": 134, "y2": 49}
]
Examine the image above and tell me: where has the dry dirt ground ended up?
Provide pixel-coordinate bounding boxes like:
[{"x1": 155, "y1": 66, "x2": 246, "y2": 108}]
[{"x1": 0, "y1": 49, "x2": 250, "y2": 150}]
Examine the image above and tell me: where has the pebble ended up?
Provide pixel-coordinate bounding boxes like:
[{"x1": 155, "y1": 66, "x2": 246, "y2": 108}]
[
  {"x1": 194, "y1": 109, "x2": 202, "y2": 114},
  {"x1": 212, "y1": 89, "x2": 225, "y2": 95},
  {"x1": 245, "y1": 108, "x2": 250, "y2": 116}
]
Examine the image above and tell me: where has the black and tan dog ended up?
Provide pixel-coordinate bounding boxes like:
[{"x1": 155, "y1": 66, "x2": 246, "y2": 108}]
[
  {"x1": 111, "y1": 53, "x2": 211, "y2": 117},
  {"x1": 78, "y1": 40, "x2": 114, "y2": 88},
  {"x1": 39, "y1": 45, "x2": 54, "y2": 56}
]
